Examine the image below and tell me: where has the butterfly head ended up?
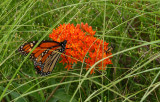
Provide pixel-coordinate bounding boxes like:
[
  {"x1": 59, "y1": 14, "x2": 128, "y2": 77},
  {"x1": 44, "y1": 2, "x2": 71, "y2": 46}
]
[{"x1": 61, "y1": 40, "x2": 67, "y2": 48}]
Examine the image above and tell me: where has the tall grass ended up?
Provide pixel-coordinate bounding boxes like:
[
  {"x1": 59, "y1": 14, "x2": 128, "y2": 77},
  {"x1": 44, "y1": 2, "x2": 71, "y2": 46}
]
[{"x1": 0, "y1": 0, "x2": 160, "y2": 102}]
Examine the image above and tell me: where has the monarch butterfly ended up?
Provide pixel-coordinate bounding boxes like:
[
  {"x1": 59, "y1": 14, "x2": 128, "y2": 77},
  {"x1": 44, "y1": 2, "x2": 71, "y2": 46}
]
[{"x1": 18, "y1": 40, "x2": 67, "y2": 76}]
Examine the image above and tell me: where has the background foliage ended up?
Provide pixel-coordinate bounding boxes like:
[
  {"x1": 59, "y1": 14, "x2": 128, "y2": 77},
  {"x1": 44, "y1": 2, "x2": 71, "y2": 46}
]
[{"x1": 0, "y1": 0, "x2": 160, "y2": 102}]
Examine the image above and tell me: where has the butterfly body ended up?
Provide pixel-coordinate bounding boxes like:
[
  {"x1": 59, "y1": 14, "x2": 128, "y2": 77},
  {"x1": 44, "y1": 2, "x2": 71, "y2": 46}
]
[{"x1": 19, "y1": 40, "x2": 67, "y2": 76}]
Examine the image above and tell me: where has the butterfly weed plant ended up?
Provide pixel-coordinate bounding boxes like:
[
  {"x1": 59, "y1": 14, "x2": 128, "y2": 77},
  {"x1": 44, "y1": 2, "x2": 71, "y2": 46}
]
[{"x1": 49, "y1": 23, "x2": 112, "y2": 74}]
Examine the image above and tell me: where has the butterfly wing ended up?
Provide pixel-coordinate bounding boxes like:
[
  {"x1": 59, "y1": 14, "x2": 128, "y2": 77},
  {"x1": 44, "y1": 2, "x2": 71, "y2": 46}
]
[
  {"x1": 19, "y1": 40, "x2": 67, "y2": 75},
  {"x1": 34, "y1": 46, "x2": 62, "y2": 75},
  {"x1": 18, "y1": 41, "x2": 60, "y2": 58},
  {"x1": 36, "y1": 47, "x2": 62, "y2": 75}
]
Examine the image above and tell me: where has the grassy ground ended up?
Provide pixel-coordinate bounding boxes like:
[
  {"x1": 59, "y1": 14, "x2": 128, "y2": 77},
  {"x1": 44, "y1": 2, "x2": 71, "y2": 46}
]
[{"x1": 0, "y1": 0, "x2": 160, "y2": 102}]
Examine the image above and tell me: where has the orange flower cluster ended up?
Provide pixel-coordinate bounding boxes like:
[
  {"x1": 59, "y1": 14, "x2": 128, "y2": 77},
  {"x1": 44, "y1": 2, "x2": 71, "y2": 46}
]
[{"x1": 49, "y1": 23, "x2": 112, "y2": 74}]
